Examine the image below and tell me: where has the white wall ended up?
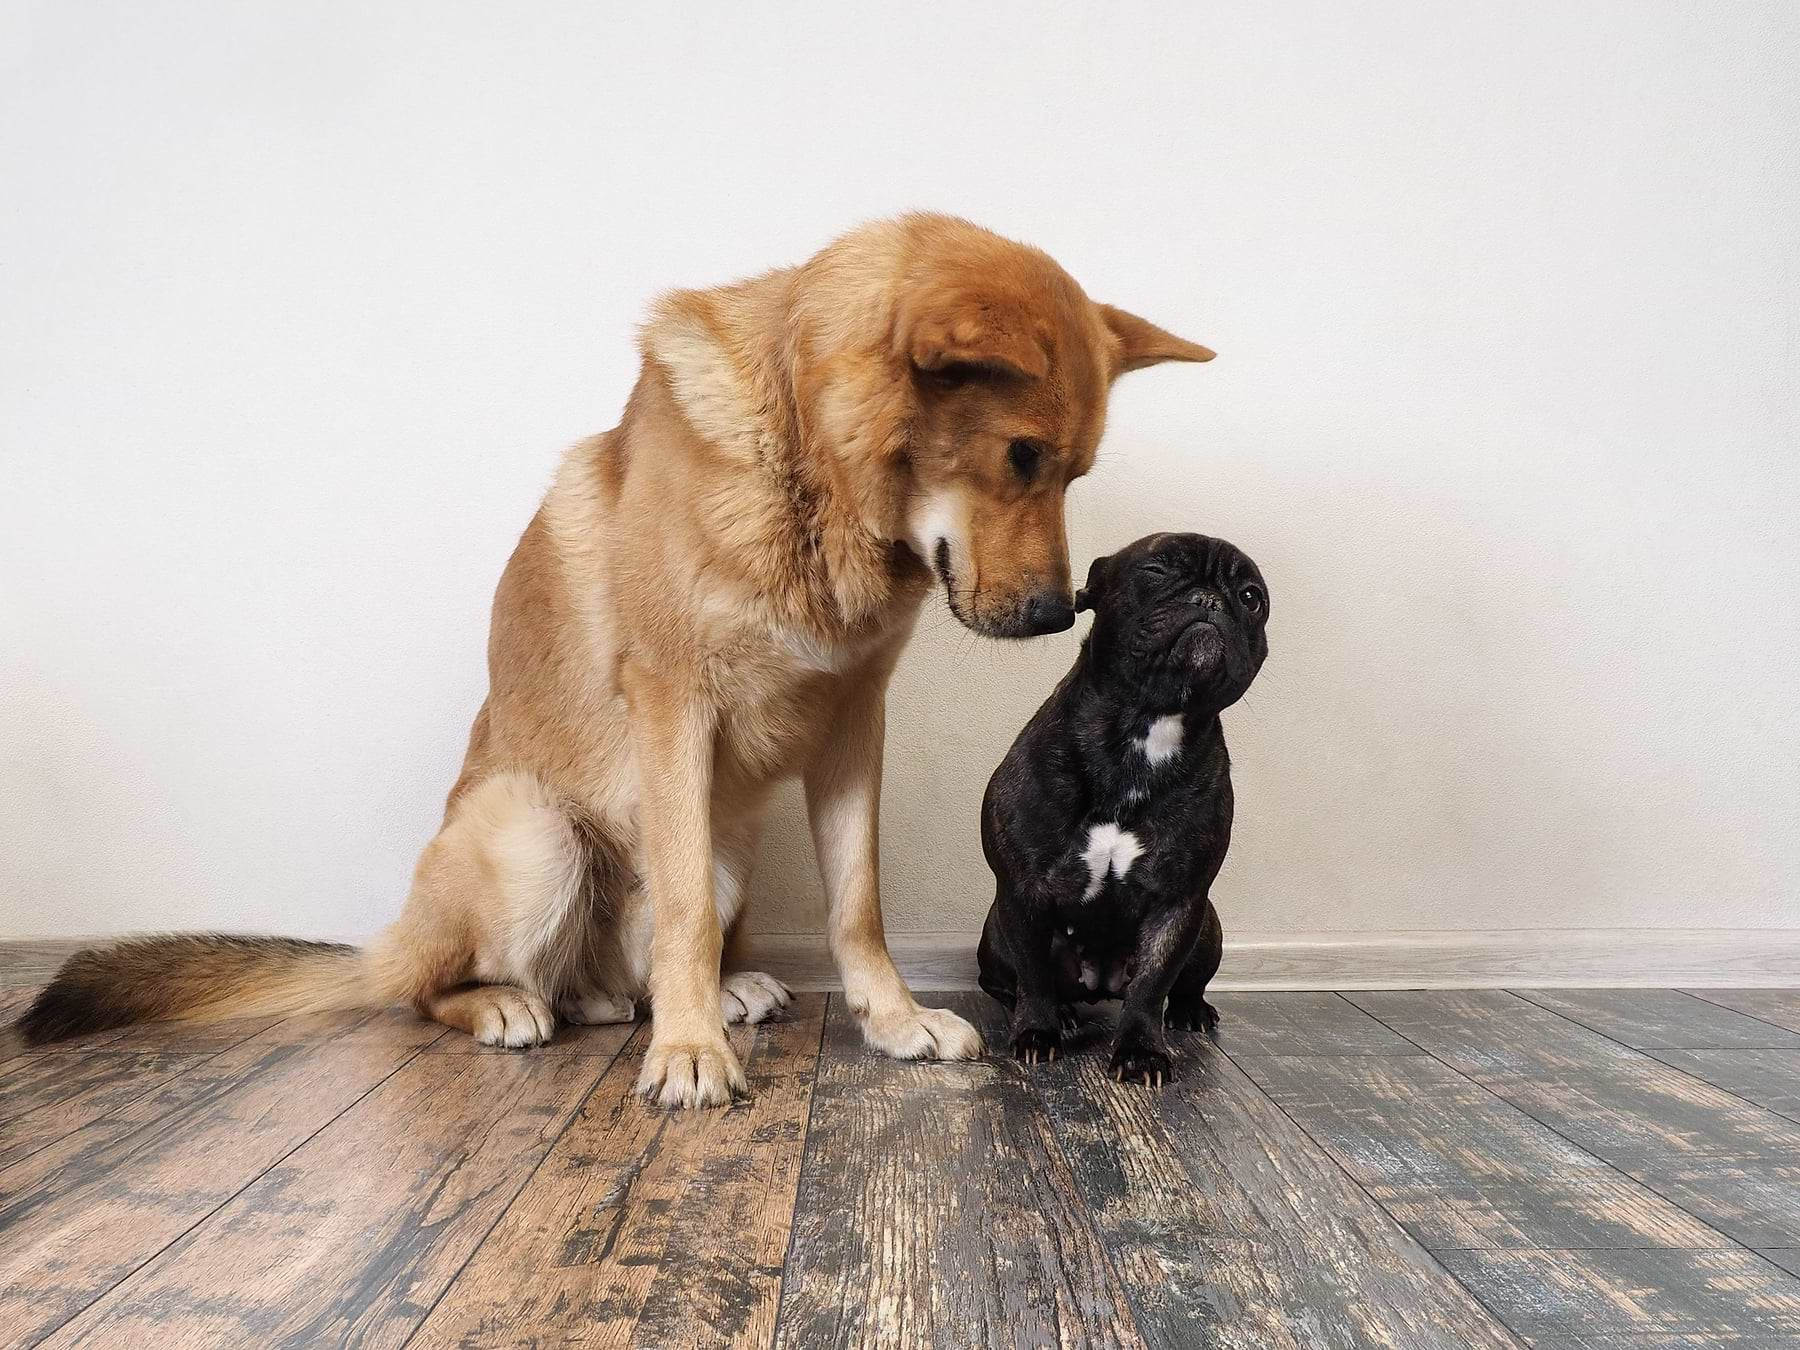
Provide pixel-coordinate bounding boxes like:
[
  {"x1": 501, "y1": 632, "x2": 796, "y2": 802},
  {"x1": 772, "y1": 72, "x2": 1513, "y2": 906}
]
[{"x1": 3, "y1": 2, "x2": 1797, "y2": 954}]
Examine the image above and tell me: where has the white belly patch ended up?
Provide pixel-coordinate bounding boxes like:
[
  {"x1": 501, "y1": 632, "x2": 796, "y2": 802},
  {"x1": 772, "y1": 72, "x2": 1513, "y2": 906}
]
[{"x1": 1081, "y1": 823, "x2": 1145, "y2": 900}]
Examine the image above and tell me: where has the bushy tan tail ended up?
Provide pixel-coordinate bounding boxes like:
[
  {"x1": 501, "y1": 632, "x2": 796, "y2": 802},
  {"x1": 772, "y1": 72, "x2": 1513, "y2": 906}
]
[{"x1": 17, "y1": 934, "x2": 388, "y2": 1043}]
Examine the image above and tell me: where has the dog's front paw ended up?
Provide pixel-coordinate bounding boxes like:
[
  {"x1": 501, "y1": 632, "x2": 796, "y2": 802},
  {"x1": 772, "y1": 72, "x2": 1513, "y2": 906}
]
[
  {"x1": 1013, "y1": 1025, "x2": 1061, "y2": 1065},
  {"x1": 720, "y1": 971, "x2": 792, "y2": 1025},
  {"x1": 637, "y1": 1035, "x2": 747, "y2": 1109},
  {"x1": 1167, "y1": 997, "x2": 1220, "y2": 1036},
  {"x1": 1110, "y1": 1033, "x2": 1172, "y2": 1088},
  {"x1": 860, "y1": 1003, "x2": 984, "y2": 1062},
  {"x1": 469, "y1": 989, "x2": 556, "y2": 1048}
]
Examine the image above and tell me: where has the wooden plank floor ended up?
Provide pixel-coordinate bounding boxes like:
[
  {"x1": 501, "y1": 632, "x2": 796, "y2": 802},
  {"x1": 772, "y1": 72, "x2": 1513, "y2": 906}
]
[{"x1": 6, "y1": 989, "x2": 1800, "y2": 1347}]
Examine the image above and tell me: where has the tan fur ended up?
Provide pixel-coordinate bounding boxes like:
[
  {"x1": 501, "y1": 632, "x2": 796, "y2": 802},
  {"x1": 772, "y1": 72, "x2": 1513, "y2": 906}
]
[{"x1": 23, "y1": 215, "x2": 1212, "y2": 1107}]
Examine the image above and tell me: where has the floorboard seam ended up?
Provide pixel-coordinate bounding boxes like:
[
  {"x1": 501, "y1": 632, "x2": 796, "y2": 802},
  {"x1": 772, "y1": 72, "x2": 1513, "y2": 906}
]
[
  {"x1": 29, "y1": 1019, "x2": 448, "y2": 1346},
  {"x1": 1491, "y1": 989, "x2": 1800, "y2": 1147},
  {"x1": 1509, "y1": 987, "x2": 1799, "y2": 1053},
  {"x1": 1005, "y1": 1015, "x2": 1155, "y2": 1348},
  {"x1": 394, "y1": 1019, "x2": 648, "y2": 1350},
  {"x1": 1677, "y1": 988, "x2": 1800, "y2": 1039},
  {"x1": 1336, "y1": 992, "x2": 1773, "y2": 1345},
  {"x1": 0, "y1": 1036, "x2": 253, "y2": 1179},
  {"x1": 1369, "y1": 991, "x2": 1800, "y2": 1304},
  {"x1": 1636, "y1": 1046, "x2": 1800, "y2": 1129},
  {"x1": 1213, "y1": 999, "x2": 1529, "y2": 1348},
  {"x1": 768, "y1": 992, "x2": 832, "y2": 1348}
]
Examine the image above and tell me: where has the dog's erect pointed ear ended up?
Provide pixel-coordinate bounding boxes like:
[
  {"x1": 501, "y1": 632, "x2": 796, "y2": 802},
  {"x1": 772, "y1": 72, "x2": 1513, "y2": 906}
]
[
  {"x1": 899, "y1": 292, "x2": 1050, "y2": 382},
  {"x1": 1098, "y1": 304, "x2": 1216, "y2": 376},
  {"x1": 1075, "y1": 553, "x2": 1116, "y2": 614}
]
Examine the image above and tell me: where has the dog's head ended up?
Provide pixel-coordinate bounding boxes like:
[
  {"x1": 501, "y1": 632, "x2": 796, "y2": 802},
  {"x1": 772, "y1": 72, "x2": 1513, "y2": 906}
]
[
  {"x1": 1075, "y1": 533, "x2": 1268, "y2": 712},
  {"x1": 875, "y1": 218, "x2": 1214, "y2": 638}
]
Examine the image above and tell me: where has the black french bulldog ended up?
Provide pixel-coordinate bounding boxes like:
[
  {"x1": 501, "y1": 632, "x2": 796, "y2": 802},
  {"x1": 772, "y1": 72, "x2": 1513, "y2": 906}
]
[{"x1": 977, "y1": 532, "x2": 1269, "y2": 1085}]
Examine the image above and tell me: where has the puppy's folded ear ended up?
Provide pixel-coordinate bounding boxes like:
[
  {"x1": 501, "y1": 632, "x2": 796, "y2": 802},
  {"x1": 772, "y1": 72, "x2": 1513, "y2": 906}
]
[
  {"x1": 1097, "y1": 304, "x2": 1216, "y2": 376},
  {"x1": 898, "y1": 291, "x2": 1050, "y2": 382},
  {"x1": 1075, "y1": 553, "x2": 1115, "y2": 613}
]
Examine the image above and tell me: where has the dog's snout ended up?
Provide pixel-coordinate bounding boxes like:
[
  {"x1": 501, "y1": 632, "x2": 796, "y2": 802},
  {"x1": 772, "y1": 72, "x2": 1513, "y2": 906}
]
[{"x1": 1022, "y1": 591, "x2": 1077, "y2": 636}]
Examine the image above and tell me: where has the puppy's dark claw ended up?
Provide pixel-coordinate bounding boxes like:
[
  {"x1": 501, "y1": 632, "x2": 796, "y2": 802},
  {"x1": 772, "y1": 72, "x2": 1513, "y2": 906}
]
[
  {"x1": 1013, "y1": 1026, "x2": 1060, "y2": 1066},
  {"x1": 1167, "y1": 998, "x2": 1222, "y2": 1036},
  {"x1": 1110, "y1": 1036, "x2": 1173, "y2": 1088}
]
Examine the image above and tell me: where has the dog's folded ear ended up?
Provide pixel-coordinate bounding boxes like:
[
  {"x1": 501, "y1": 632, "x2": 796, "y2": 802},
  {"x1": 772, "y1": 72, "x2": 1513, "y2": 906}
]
[
  {"x1": 1097, "y1": 304, "x2": 1216, "y2": 376},
  {"x1": 1075, "y1": 553, "x2": 1116, "y2": 614},
  {"x1": 898, "y1": 291, "x2": 1050, "y2": 383}
]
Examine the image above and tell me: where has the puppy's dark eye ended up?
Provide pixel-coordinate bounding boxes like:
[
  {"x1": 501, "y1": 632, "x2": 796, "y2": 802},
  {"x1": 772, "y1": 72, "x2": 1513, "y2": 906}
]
[
  {"x1": 1139, "y1": 560, "x2": 1169, "y2": 579},
  {"x1": 1007, "y1": 439, "x2": 1043, "y2": 481},
  {"x1": 1239, "y1": 584, "x2": 1266, "y2": 613}
]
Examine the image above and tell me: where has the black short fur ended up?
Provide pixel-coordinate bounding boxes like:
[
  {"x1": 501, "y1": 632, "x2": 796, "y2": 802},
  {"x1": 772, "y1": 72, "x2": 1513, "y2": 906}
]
[{"x1": 977, "y1": 532, "x2": 1269, "y2": 1084}]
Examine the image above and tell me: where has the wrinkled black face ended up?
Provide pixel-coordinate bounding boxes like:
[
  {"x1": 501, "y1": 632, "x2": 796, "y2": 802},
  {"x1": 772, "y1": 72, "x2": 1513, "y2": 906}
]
[{"x1": 1075, "y1": 532, "x2": 1269, "y2": 711}]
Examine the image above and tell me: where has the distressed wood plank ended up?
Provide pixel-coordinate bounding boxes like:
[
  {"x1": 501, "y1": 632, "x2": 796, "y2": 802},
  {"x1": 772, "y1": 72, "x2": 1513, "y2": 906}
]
[
  {"x1": 1031, "y1": 1010, "x2": 1521, "y2": 1348},
  {"x1": 1344, "y1": 990, "x2": 1643, "y2": 1080},
  {"x1": 1515, "y1": 988, "x2": 1800, "y2": 1049},
  {"x1": 1649, "y1": 1048, "x2": 1800, "y2": 1126},
  {"x1": 0, "y1": 985, "x2": 41, "y2": 1022},
  {"x1": 0, "y1": 1050, "x2": 208, "y2": 1171},
  {"x1": 1760, "y1": 1250, "x2": 1800, "y2": 1278},
  {"x1": 42, "y1": 1024, "x2": 630, "y2": 1349},
  {"x1": 1436, "y1": 1247, "x2": 1800, "y2": 1347},
  {"x1": 0, "y1": 1007, "x2": 442, "y2": 1348},
  {"x1": 1208, "y1": 991, "x2": 1423, "y2": 1057},
  {"x1": 413, "y1": 997, "x2": 823, "y2": 1349},
  {"x1": 1240, "y1": 1052, "x2": 1726, "y2": 1251},
  {"x1": 1685, "y1": 989, "x2": 1800, "y2": 1036},
  {"x1": 1350, "y1": 991, "x2": 1800, "y2": 1249},
  {"x1": 774, "y1": 993, "x2": 1146, "y2": 1350},
  {"x1": 0, "y1": 943, "x2": 80, "y2": 987}
]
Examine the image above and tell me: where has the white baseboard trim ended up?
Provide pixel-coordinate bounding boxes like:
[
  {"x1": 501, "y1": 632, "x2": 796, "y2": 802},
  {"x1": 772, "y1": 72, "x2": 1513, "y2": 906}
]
[
  {"x1": 8, "y1": 930, "x2": 1800, "y2": 991},
  {"x1": 733, "y1": 928, "x2": 1800, "y2": 992}
]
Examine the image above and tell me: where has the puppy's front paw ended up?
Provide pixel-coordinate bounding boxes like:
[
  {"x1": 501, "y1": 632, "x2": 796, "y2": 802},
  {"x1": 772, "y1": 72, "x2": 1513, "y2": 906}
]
[
  {"x1": 860, "y1": 1003, "x2": 984, "y2": 1062},
  {"x1": 636, "y1": 1036, "x2": 747, "y2": 1109},
  {"x1": 720, "y1": 971, "x2": 792, "y2": 1025},
  {"x1": 469, "y1": 989, "x2": 556, "y2": 1048},
  {"x1": 1167, "y1": 997, "x2": 1220, "y2": 1036},
  {"x1": 1013, "y1": 1025, "x2": 1060, "y2": 1065},
  {"x1": 1110, "y1": 1033, "x2": 1172, "y2": 1088}
]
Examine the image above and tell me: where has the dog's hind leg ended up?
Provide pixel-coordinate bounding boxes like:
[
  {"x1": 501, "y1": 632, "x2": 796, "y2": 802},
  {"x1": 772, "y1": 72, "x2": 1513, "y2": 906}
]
[
  {"x1": 1166, "y1": 897, "x2": 1223, "y2": 1035},
  {"x1": 976, "y1": 904, "x2": 1016, "y2": 1010},
  {"x1": 378, "y1": 771, "x2": 605, "y2": 1049}
]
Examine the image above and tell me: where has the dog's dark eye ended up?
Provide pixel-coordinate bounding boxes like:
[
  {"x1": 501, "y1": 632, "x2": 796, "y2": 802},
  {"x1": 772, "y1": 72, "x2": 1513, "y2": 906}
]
[
  {"x1": 1239, "y1": 584, "x2": 1266, "y2": 613},
  {"x1": 1007, "y1": 439, "x2": 1043, "y2": 481},
  {"x1": 1139, "y1": 560, "x2": 1169, "y2": 579}
]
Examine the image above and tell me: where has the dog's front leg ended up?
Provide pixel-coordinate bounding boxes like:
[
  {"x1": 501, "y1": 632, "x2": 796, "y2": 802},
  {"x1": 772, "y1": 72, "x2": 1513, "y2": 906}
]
[
  {"x1": 995, "y1": 898, "x2": 1062, "y2": 1064},
  {"x1": 1110, "y1": 903, "x2": 1209, "y2": 1087},
  {"x1": 624, "y1": 664, "x2": 744, "y2": 1109},
  {"x1": 805, "y1": 680, "x2": 981, "y2": 1062}
]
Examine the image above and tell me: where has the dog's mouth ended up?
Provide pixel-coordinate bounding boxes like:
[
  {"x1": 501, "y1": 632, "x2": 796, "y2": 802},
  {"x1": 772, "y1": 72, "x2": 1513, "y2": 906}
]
[
  {"x1": 931, "y1": 538, "x2": 1018, "y2": 639},
  {"x1": 1177, "y1": 619, "x2": 1225, "y2": 670},
  {"x1": 932, "y1": 539, "x2": 975, "y2": 628}
]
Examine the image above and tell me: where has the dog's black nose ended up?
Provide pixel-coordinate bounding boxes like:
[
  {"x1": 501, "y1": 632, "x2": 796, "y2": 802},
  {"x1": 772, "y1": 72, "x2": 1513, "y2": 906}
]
[{"x1": 1021, "y1": 592, "x2": 1077, "y2": 636}]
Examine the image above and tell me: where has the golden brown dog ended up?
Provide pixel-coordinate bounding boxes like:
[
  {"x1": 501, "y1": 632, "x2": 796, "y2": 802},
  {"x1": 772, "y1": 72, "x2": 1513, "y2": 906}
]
[{"x1": 22, "y1": 215, "x2": 1213, "y2": 1108}]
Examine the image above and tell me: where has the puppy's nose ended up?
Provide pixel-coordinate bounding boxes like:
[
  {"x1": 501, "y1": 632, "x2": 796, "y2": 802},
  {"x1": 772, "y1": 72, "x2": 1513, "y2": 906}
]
[{"x1": 1021, "y1": 591, "x2": 1076, "y2": 636}]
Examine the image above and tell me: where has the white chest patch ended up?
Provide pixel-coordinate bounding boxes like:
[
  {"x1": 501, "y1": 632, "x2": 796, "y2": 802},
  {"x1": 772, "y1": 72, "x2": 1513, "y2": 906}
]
[
  {"x1": 1081, "y1": 823, "x2": 1145, "y2": 900},
  {"x1": 1137, "y1": 714, "x2": 1184, "y2": 766}
]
